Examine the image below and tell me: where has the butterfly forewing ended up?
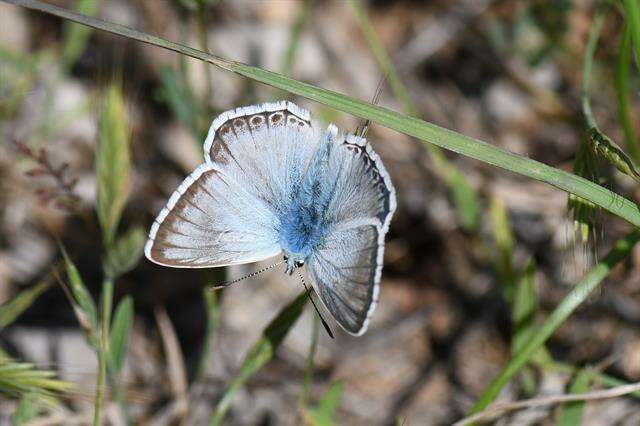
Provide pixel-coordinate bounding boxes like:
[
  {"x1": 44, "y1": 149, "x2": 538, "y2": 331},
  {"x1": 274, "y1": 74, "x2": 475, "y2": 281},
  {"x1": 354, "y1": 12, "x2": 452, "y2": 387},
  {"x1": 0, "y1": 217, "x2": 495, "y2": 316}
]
[
  {"x1": 147, "y1": 102, "x2": 321, "y2": 268},
  {"x1": 145, "y1": 164, "x2": 281, "y2": 268}
]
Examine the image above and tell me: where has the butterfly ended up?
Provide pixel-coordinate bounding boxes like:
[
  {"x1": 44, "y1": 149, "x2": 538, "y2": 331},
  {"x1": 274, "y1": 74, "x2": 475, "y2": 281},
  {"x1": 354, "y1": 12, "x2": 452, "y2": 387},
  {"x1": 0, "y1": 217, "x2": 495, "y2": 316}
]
[{"x1": 144, "y1": 101, "x2": 396, "y2": 336}]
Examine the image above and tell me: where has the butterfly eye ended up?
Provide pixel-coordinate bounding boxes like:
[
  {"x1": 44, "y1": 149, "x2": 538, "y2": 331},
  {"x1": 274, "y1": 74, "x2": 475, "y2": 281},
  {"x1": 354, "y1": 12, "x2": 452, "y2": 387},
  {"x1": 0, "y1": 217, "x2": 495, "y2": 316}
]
[{"x1": 294, "y1": 260, "x2": 304, "y2": 267}]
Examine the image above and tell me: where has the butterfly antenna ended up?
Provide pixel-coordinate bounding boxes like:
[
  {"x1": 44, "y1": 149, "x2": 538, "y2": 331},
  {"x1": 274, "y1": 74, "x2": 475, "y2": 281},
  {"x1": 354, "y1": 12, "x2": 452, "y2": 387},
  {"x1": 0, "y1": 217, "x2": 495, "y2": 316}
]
[
  {"x1": 357, "y1": 73, "x2": 387, "y2": 138},
  {"x1": 298, "y1": 271, "x2": 334, "y2": 339},
  {"x1": 208, "y1": 260, "x2": 283, "y2": 291}
]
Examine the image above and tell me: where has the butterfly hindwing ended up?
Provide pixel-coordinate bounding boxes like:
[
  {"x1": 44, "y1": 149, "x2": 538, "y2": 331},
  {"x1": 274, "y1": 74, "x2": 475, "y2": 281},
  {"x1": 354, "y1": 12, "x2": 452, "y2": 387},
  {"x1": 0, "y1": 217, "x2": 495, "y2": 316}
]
[
  {"x1": 308, "y1": 221, "x2": 382, "y2": 335},
  {"x1": 307, "y1": 132, "x2": 396, "y2": 335}
]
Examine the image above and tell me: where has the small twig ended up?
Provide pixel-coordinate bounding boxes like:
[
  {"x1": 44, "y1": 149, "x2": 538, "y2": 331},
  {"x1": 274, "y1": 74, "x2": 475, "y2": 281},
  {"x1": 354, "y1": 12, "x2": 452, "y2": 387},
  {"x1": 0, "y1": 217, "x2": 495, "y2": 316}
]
[{"x1": 454, "y1": 382, "x2": 640, "y2": 426}]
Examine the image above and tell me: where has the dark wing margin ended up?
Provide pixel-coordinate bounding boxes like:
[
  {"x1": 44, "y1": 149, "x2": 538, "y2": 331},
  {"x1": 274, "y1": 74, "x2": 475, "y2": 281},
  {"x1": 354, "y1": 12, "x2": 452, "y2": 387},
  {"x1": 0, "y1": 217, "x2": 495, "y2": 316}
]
[
  {"x1": 341, "y1": 133, "x2": 396, "y2": 230},
  {"x1": 203, "y1": 101, "x2": 313, "y2": 165}
]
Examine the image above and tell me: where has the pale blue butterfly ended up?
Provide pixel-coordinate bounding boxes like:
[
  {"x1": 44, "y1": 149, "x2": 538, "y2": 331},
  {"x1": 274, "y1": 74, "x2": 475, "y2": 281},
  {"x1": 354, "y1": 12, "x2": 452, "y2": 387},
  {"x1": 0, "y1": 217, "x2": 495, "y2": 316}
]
[{"x1": 145, "y1": 101, "x2": 396, "y2": 335}]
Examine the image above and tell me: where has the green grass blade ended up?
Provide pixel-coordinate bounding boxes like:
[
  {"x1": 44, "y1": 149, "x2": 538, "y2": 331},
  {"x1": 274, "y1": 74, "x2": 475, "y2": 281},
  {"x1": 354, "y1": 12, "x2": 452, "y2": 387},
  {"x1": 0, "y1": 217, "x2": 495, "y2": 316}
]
[
  {"x1": 490, "y1": 196, "x2": 516, "y2": 300},
  {"x1": 616, "y1": 24, "x2": 640, "y2": 163},
  {"x1": 157, "y1": 65, "x2": 202, "y2": 139},
  {"x1": 97, "y1": 83, "x2": 131, "y2": 247},
  {"x1": 0, "y1": 358, "x2": 73, "y2": 396},
  {"x1": 303, "y1": 381, "x2": 344, "y2": 426},
  {"x1": 103, "y1": 226, "x2": 146, "y2": 279},
  {"x1": 449, "y1": 169, "x2": 481, "y2": 231},
  {"x1": 469, "y1": 230, "x2": 640, "y2": 414},
  {"x1": 557, "y1": 367, "x2": 591, "y2": 426},
  {"x1": 8, "y1": 0, "x2": 640, "y2": 228},
  {"x1": 196, "y1": 288, "x2": 220, "y2": 382},
  {"x1": 0, "y1": 280, "x2": 50, "y2": 331},
  {"x1": 511, "y1": 259, "x2": 537, "y2": 355},
  {"x1": 511, "y1": 259, "x2": 538, "y2": 396},
  {"x1": 210, "y1": 292, "x2": 307, "y2": 426},
  {"x1": 60, "y1": 0, "x2": 100, "y2": 72},
  {"x1": 300, "y1": 310, "x2": 320, "y2": 407},
  {"x1": 94, "y1": 278, "x2": 114, "y2": 426},
  {"x1": 108, "y1": 296, "x2": 133, "y2": 375},
  {"x1": 581, "y1": 11, "x2": 603, "y2": 130},
  {"x1": 13, "y1": 392, "x2": 38, "y2": 425},
  {"x1": 280, "y1": 0, "x2": 312, "y2": 77},
  {"x1": 623, "y1": 0, "x2": 640, "y2": 75},
  {"x1": 60, "y1": 246, "x2": 98, "y2": 341},
  {"x1": 348, "y1": 0, "x2": 480, "y2": 231}
]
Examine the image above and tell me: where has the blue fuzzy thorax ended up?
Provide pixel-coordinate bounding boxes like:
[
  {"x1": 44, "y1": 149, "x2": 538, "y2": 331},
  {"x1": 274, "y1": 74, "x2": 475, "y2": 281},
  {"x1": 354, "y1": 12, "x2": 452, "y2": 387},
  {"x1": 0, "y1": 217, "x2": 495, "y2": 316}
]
[{"x1": 279, "y1": 131, "x2": 334, "y2": 264}]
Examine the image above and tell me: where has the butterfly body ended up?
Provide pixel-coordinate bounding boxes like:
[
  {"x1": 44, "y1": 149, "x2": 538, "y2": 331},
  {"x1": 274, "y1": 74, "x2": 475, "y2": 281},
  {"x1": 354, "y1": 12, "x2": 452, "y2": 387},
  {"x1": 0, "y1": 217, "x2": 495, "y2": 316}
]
[{"x1": 146, "y1": 101, "x2": 396, "y2": 335}]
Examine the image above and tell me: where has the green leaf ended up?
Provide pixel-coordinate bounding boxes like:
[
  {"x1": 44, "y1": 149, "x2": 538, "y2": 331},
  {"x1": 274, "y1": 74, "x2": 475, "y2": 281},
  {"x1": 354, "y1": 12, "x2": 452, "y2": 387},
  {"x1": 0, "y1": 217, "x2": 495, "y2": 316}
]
[
  {"x1": 0, "y1": 358, "x2": 73, "y2": 397},
  {"x1": 60, "y1": 246, "x2": 98, "y2": 344},
  {"x1": 623, "y1": 0, "x2": 640, "y2": 76},
  {"x1": 13, "y1": 392, "x2": 38, "y2": 425},
  {"x1": 196, "y1": 287, "x2": 221, "y2": 382},
  {"x1": 108, "y1": 296, "x2": 133, "y2": 375},
  {"x1": 512, "y1": 259, "x2": 538, "y2": 396},
  {"x1": 12, "y1": 0, "x2": 640, "y2": 228},
  {"x1": 300, "y1": 310, "x2": 320, "y2": 407},
  {"x1": 60, "y1": 0, "x2": 100, "y2": 72},
  {"x1": 97, "y1": 83, "x2": 131, "y2": 247},
  {"x1": 0, "y1": 280, "x2": 50, "y2": 331},
  {"x1": 280, "y1": 0, "x2": 312, "y2": 77},
  {"x1": 103, "y1": 226, "x2": 146, "y2": 279},
  {"x1": 490, "y1": 196, "x2": 516, "y2": 300},
  {"x1": 469, "y1": 230, "x2": 640, "y2": 415},
  {"x1": 568, "y1": 142, "x2": 598, "y2": 244},
  {"x1": 303, "y1": 381, "x2": 344, "y2": 426},
  {"x1": 210, "y1": 292, "x2": 308, "y2": 426},
  {"x1": 558, "y1": 367, "x2": 591, "y2": 426},
  {"x1": 448, "y1": 168, "x2": 481, "y2": 231},
  {"x1": 511, "y1": 259, "x2": 537, "y2": 354},
  {"x1": 157, "y1": 65, "x2": 202, "y2": 139}
]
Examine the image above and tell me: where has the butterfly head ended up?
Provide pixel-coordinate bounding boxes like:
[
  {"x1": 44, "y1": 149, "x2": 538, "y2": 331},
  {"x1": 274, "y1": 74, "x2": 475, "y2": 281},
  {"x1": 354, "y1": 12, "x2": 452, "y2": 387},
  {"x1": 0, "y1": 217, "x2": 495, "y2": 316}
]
[{"x1": 283, "y1": 254, "x2": 305, "y2": 275}]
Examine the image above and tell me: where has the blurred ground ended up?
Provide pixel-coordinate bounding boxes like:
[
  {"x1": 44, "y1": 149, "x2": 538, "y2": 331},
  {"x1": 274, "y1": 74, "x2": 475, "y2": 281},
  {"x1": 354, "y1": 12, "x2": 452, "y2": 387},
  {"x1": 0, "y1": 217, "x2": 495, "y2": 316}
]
[{"x1": 2, "y1": 0, "x2": 640, "y2": 425}]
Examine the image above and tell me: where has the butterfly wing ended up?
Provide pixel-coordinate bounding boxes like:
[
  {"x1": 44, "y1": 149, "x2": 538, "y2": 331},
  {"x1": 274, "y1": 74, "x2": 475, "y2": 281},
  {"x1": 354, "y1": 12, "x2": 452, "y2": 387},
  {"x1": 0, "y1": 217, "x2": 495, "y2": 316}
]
[
  {"x1": 145, "y1": 164, "x2": 281, "y2": 267},
  {"x1": 203, "y1": 101, "x2": 324, "y2": 218},
  {"x1": 307, "y1": 133, "x2": 396, "y2": 335},
  {"x1": 146, "y1": 102, "x2": 322, "y2": 268}
]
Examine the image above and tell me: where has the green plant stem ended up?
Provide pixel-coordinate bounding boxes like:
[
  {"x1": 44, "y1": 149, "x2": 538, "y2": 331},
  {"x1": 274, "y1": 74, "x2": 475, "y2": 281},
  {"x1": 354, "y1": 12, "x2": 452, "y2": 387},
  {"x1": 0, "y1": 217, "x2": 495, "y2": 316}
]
[
  {"x1": 300, "y1": 310, "x2": 320, "y2": 407},
  {"x1": 196, "y1": 289, "x2": 220, "y2": 382},
  {"x1": 623, "y1": 0, "x2": 640, "y2": 75},
  {"x1": 281, "y1": 0, "x2": 312, "y2": 77},
  {"x1": 581, "y1": 11, "x2": 604, "y2": 130},
  {"x1": 468, "y1": 230, "x2": 640, "y2": 415},
  {"x1": 94, "y1": 278, "x2": 114, "y2": 426},
  {"x1": 616, "y1": 24, "x2": 640, "y2": 163},
  {"x1": 7, "y1": 0, "x2": 640, "y2": 228},
  {"x1": 195, "y1": 3, "x2": 213, "y2": 106}
]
